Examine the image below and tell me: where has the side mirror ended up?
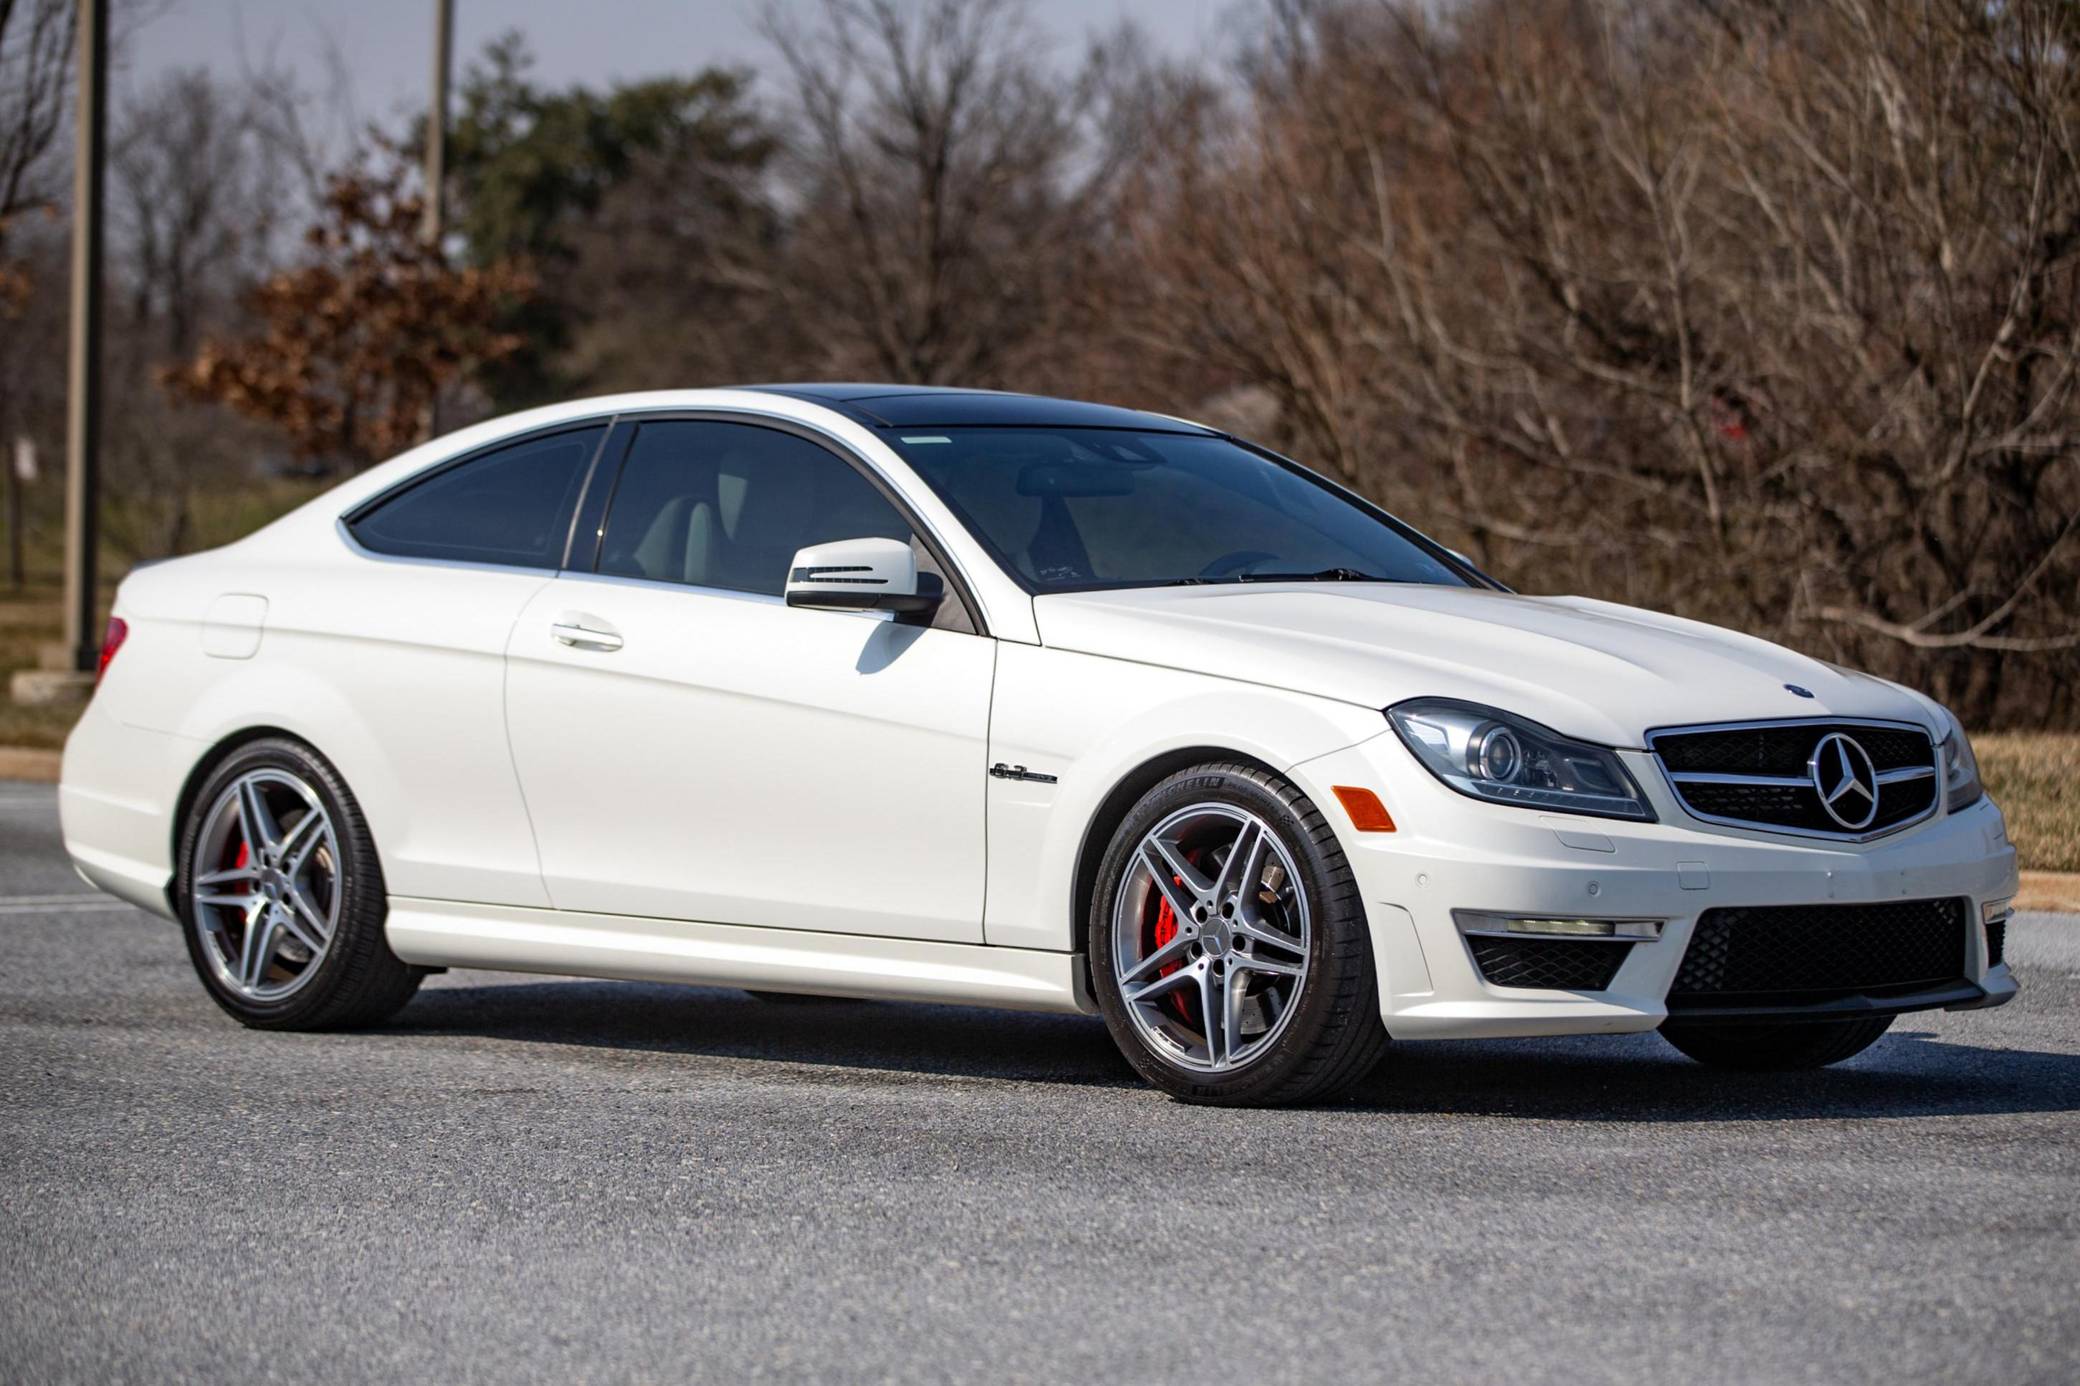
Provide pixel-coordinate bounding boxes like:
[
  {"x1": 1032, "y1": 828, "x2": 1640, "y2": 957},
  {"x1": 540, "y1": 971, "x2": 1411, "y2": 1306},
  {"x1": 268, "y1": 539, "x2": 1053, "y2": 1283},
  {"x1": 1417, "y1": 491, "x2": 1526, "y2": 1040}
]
[{"x1": 784, "y1": 537, "x2": 941, "y2": 617}]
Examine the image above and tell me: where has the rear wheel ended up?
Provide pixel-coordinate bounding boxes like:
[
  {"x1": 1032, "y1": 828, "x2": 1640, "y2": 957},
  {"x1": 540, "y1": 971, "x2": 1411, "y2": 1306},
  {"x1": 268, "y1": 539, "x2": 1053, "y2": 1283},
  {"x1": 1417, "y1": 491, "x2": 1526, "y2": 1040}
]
[
  {"x1": 176, "y1": 737, "x2": 422, "y2": 1029},
  {"x1": 1089, "y1": 762, "x2": 1388, "y2": 1106},
  {"x1": 1660, "y1": 1015, "x2": 1894, "y2": 1070}
]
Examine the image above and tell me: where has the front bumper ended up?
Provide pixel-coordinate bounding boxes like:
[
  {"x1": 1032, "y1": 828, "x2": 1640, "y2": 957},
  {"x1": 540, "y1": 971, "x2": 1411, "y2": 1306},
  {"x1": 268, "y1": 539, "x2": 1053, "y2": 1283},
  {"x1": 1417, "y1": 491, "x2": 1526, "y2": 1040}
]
[{"x1": 1290, "y1": 732, "x2": 2020, "y2": 1040}]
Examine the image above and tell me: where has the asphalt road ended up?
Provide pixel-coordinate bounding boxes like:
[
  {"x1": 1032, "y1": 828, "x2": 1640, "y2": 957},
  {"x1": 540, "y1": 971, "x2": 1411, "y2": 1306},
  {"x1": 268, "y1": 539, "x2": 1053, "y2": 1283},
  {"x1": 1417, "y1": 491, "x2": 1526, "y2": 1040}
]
[{"x1": 3, "y1": 781, "x2": 2077, "y2": 1385}]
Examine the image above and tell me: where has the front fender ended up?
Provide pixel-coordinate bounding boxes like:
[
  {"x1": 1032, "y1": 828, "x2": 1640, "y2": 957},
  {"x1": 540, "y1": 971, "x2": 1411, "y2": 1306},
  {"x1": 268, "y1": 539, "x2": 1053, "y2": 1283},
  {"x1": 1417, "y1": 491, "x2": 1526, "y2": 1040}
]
[{"x1": 982, "y1": 642, "x2": 1383, "y2": 951}]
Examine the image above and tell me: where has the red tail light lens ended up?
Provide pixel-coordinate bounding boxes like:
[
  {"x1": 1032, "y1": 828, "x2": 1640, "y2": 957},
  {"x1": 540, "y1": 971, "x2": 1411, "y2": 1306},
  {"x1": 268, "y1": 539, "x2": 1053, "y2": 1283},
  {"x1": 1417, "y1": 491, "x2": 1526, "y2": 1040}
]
[{"x1": 95, "y1": 617, "x2": 128, "y2": 683}]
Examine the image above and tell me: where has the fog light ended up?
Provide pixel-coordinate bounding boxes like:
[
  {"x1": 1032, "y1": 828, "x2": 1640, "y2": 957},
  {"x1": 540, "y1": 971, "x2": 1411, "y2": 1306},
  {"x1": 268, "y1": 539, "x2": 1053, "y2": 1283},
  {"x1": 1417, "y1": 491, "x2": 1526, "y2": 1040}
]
[
  {"x1": 1982, "y1": 897, "x2": 2014, "y2": 924},
  {"x1": 1453, "y1": 910, "x2": 1663, "y2": 940}
]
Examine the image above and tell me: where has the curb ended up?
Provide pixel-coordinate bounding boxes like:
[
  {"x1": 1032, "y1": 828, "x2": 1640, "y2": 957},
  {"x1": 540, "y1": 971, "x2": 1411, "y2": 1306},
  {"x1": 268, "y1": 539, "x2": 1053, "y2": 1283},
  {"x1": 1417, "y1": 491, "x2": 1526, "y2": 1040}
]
[{"x1": 0, "y1": 747, "x2": 62, "y2": 782}]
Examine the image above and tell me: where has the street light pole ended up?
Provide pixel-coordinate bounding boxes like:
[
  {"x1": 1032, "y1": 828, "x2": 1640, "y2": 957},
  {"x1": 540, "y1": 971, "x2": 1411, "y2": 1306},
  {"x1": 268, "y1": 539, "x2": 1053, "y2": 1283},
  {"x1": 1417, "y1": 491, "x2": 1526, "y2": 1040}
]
[
  {"x1": 424, "y1": 0, "x2": 452, "y2": 248},
  {"x1": 62, "y1": 0, "x2": 108, "y2": 672},
  {"x1": 422, "y1": 0, "x2": 454, "y2": 441}
]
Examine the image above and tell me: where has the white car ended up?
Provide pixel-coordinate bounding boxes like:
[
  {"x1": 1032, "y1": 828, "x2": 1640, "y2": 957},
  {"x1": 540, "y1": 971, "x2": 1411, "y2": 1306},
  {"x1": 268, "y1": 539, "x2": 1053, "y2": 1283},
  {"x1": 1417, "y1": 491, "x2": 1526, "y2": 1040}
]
[{"x1": 60, "y1": 386, "x2": 2019, "y2": 1105}]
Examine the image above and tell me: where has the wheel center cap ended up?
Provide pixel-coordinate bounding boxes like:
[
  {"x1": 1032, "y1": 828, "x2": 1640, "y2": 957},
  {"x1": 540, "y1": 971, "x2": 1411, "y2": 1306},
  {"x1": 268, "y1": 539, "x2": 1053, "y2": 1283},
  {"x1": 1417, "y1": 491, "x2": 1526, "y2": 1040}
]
[{"x1": 1201, "y1": 923, "x2": 1230, "y2": 957}]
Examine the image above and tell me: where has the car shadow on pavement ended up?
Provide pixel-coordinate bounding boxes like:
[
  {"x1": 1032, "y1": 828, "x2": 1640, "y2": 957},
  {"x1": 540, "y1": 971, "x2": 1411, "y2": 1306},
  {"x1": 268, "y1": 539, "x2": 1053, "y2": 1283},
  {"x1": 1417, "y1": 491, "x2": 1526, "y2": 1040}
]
[
  {"x1": 392, "y1": 978, "x2": 1144, "y2": 1089},
  {"x1": 393, "y1": 978, "x2": 2080, "y2": 1120},
  {"x1": 1339, "y1": 1028, "x2": 2080, "y2": 1122}
]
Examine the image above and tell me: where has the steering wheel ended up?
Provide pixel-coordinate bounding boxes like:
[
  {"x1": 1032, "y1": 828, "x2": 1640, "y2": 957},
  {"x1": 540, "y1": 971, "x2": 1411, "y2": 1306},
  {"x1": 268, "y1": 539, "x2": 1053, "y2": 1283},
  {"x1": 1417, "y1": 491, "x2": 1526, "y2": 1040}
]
[{"x1": 1197, "y1": 549, "x2": 1280, "y2": 580}]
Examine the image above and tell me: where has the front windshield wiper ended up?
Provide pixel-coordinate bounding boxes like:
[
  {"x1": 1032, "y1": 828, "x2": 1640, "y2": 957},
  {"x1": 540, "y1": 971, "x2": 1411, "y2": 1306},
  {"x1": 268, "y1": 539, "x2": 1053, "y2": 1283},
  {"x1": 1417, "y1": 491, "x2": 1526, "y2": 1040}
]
[
  {"x1": 1165, "y1": 568, "x2": 1401, "y2": 586},
  {"x1": 1239, "y1": 568, "x2": 1397, "y2": 583}
]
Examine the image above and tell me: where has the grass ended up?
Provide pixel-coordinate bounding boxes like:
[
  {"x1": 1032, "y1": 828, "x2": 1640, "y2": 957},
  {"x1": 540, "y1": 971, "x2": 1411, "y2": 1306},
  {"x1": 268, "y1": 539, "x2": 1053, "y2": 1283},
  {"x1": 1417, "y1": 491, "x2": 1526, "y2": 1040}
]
[
  {"x1": 1979, "y1": 733, "x2": 2080, "y2": 874},
  {"x1": 0, "y1": 595, "x2": 82, "y2": 749}
]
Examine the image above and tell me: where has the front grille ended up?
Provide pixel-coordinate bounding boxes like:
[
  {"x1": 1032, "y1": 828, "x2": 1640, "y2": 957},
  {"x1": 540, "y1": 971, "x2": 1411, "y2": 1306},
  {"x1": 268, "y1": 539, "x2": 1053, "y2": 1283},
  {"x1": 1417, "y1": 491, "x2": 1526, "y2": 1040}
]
[
  {"x1": 1655, "y1": 725, "x2": 1931, "y2": 776},
  {"x1": 1649, "y1": 719, "x2": 1938, "y2": 839},
  {"x1": 1468, "y1": 936, "x2": 1631, "y2": 991},
  {"x1": 1668, "y1": 898, "x2": 1968, "y2": 1010}
]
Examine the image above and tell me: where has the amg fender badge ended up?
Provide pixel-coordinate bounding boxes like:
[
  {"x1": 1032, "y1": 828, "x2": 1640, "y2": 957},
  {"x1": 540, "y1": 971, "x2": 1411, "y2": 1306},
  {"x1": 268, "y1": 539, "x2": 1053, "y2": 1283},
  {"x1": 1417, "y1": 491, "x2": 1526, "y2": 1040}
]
[{"x1": 989, "y1": 763, "x2": 1058, "y2": 784}]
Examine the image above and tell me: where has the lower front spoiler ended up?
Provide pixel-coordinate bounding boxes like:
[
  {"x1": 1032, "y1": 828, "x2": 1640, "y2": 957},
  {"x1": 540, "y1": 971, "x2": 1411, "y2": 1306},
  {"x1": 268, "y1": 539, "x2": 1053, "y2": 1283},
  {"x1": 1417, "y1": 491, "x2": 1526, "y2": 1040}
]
[{"x1": 1662, "y1": 980, "x2": 1996, "y2": 1026}]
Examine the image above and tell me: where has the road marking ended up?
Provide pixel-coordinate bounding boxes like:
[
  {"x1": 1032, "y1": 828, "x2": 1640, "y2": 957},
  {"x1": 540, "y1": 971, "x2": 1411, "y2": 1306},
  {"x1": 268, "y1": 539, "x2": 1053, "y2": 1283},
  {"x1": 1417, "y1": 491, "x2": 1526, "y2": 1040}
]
[{"x1": 0, "y1": 894, "x2": 137, "y2": 915}]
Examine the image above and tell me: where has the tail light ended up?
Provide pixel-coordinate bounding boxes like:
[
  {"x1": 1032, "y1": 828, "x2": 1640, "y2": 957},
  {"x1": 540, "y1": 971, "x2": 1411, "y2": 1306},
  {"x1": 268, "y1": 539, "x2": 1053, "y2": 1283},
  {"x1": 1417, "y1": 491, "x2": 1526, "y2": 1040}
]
[{"x1": 95, "y1": 616, "x2": 128, "y2": 683}]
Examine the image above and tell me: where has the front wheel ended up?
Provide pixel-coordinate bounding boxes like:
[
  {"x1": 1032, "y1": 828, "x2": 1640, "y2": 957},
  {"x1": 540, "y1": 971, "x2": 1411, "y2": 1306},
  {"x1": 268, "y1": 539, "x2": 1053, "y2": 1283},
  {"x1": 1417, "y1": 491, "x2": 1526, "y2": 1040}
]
[
  {"x1": 1660, "y1": 1015, "x2": 1894, "y2": 1071},
  {"x1": 175, "y1": 737, "x2": 423, "y2": 1030},
  {"x1": 1089, "y1": 762, "x2": 1388, "y2": 1106}
]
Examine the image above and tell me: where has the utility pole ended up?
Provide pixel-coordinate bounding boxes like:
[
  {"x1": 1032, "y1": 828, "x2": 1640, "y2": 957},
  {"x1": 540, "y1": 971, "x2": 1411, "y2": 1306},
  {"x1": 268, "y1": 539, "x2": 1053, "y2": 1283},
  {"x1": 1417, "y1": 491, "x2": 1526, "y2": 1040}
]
[
  {"x1": 423, "y1": 0, "x2": 453, "y2": 248},
  {"x1": 422, "y1": 0, "x2": 454, "y2": 442},
  {"x1": 62, "y1": 0, "x2": 108, "y2": 672}
]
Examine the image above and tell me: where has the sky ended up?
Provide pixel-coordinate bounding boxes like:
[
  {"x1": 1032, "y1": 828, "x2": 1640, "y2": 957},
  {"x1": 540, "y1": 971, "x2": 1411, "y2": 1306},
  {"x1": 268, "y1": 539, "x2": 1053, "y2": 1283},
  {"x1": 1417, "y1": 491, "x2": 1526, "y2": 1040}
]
[{"x1": 120, "y1": 0, "x2": 1239, "y2": 123}]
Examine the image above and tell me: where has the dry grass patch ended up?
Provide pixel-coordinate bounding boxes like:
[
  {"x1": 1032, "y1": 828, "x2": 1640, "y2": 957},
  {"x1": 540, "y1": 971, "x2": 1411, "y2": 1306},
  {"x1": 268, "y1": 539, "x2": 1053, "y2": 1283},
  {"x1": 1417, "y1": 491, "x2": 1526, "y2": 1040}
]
[{"x1": 1978, "y1": 733, "x2": 2080, "y2": 874}]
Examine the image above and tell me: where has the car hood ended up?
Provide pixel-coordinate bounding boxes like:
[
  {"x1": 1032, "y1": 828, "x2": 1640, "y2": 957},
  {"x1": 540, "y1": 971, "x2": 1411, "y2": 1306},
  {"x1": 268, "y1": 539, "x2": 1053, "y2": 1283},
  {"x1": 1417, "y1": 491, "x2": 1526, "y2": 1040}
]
[{"x1": 1030, "y1": 584, "x2": 1942, "y2": 748}]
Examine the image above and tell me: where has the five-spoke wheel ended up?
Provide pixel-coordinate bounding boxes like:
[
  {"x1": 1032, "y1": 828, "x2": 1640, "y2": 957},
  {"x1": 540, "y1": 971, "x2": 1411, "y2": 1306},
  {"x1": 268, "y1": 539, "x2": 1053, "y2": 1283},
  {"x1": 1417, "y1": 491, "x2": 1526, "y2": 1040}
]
[
  {"x1": 1112, "y1": 803, "x2": 1312, "y2": 1073},
  {"x1": 191, "y1": 769, "x2": 341, "y2": 1001},
  {"x1": 176, "y1": 737, "x2": 423, "y2": 1029},
  {"x1": 1091, "y1": 762, "x2": 1388, "y2": 1105}
]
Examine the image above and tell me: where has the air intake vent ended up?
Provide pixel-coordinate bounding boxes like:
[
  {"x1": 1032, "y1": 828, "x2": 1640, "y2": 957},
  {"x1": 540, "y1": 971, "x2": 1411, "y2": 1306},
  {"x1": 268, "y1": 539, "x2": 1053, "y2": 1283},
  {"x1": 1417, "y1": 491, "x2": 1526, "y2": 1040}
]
[
  {"x1": 1669, "y1": 898, "x2": 1968, "y2": 1010},
  {"x1": 1468, "y1": 936, "x2": 1631, "y2": 991}
]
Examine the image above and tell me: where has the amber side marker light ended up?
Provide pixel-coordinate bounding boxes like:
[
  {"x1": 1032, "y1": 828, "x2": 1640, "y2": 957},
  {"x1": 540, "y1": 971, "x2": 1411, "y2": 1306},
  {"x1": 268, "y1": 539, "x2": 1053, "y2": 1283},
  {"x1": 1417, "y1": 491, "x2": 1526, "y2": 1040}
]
[{"x1": 1332, "y1": 786, "x2": 1396, "y2": 833}]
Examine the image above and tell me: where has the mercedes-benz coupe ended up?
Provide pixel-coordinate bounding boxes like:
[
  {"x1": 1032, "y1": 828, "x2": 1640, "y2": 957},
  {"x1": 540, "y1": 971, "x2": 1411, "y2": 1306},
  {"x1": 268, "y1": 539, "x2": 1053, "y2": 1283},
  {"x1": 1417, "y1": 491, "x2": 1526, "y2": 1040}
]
[{"x1": 60, "y1": 385, "x2": 2019, "y2": 1104}]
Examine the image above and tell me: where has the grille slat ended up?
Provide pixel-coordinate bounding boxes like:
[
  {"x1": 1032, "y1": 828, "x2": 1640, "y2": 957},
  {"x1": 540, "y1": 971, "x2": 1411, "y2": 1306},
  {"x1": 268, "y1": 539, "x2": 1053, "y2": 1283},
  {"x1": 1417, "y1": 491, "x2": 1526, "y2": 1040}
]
[
  {"x1": 1669, "y1": 898, "x2": 1968, "y2": 1010},
  {"x1": 1650, "y1": 720, "x2": 1937, "y2": 839},
  {"x1": 1468, "y1": 936, "x2": 1631, "y2": 991}
]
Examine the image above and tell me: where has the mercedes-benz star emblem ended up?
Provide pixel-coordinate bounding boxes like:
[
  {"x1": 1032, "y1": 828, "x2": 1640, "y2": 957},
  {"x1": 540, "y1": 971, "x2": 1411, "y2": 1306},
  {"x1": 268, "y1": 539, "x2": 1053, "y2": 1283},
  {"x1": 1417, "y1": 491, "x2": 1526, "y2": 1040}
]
[{"x1": 1809, "y1": 732, "x2": 1879, "y2": 830}]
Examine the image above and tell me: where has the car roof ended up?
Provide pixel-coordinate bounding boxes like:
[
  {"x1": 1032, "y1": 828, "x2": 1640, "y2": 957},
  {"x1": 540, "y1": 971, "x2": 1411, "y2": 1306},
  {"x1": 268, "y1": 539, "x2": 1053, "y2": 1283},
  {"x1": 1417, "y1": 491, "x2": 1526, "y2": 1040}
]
[{"x1": 742, "y1": 383, "x2": 1213, "y2": 433}]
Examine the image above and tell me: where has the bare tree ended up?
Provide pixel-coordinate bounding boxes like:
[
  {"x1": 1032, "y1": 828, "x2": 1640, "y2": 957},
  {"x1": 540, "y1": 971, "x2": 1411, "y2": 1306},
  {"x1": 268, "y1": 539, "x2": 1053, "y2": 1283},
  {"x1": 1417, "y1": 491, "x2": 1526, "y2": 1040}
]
[
  {"x1": 1109, "y1": 0, "x2": 2079, "y2": 725},
  {"x1": 759, "y1": 0, "x2": 1113, "y2": 385},
  {"x1": 0, "y1": 0, "x2": 75, "y2": 311}
]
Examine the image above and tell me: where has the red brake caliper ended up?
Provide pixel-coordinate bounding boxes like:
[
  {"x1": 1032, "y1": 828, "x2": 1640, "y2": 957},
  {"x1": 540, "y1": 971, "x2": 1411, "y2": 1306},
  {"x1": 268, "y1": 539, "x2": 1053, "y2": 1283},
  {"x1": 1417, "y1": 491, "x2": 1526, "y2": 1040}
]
[{"x1": 1148, "y1": 856, "x2": 1196, "y2": 1022}]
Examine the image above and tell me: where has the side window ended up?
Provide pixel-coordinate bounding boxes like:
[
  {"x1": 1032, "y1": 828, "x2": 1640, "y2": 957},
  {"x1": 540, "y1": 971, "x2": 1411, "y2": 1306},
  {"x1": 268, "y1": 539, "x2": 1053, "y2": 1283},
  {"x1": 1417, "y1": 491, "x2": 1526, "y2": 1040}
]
[
  {"x1": 350, "y1": 426, "x2": 604, "y2": 569},
  {"x1": 598, "y1": 421, "x2": 912, "y2": 598}
]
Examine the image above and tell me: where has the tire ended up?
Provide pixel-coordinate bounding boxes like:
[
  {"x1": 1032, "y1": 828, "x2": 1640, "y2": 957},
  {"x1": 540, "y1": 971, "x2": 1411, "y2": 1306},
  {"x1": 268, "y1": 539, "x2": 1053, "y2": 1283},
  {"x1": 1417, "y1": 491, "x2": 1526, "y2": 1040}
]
[
  {"x1": 1089, "y1": 762, "x2": 1388, "y2": 1106},
  {"x1": 175, "y1": 736, "x2": 423, "y2": 1030},
  {"x1": 1660, "y1": 1015, "x2": 1894, "y2": 1071}
]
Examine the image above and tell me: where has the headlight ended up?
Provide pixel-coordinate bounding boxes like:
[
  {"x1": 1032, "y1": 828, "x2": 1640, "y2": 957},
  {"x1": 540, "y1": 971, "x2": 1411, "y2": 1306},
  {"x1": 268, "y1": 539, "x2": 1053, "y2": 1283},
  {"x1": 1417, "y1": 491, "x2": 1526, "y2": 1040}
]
[
  {"x1": 1386, "y1": 699, "x2": 1654, "y2": 821},
  {"x1": 1937, "y1": 713, "x2": 1983, "y2": 813}
]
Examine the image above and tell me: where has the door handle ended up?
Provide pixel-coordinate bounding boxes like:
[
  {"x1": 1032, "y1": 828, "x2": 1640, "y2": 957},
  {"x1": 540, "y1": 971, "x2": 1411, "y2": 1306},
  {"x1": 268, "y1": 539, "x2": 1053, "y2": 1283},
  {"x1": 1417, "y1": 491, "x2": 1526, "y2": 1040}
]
[{"x1": 550, "y1": 616, "x2": 623, "y2": 652}]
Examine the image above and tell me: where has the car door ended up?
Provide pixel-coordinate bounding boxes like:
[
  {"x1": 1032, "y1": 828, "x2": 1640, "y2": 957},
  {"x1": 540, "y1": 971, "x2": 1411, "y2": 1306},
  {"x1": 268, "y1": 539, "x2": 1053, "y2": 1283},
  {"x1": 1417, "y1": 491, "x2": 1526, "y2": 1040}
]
[
  {"x1": 323, "y1": 420, "x2": 611, "y2": 906},
  {"x1": 503, "y1": 416, "x2": 996, "y2": 943}
]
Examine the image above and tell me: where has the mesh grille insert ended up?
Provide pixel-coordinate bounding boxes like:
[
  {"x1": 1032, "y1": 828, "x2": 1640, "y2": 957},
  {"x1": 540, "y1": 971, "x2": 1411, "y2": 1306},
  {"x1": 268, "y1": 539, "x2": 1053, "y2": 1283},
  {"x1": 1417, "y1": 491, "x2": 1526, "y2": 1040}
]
[
  {"x1": 1469, "y1": 936, "x2": 1631, "y2": 991},
  {"x1": 1669, "y1": 898, "x2": 1968, "y2": 1009}
]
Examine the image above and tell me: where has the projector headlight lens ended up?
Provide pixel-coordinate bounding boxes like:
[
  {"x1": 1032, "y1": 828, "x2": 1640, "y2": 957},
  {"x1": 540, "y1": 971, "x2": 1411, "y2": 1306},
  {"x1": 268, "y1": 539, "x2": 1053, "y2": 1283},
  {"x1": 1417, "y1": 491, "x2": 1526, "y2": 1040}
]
[{"x1": 1388, "y1": 699, "x2": 1654, "y2": 821}]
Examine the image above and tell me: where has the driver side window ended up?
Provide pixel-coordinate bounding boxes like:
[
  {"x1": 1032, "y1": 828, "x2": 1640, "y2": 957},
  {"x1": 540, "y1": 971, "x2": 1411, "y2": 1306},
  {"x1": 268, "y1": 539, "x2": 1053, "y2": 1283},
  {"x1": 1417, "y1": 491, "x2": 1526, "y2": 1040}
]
[
  {"x1": 595, "y1": 420, "x2": 974, "y2": 633},
  {"x1": 599, "y1": 421, "x2": 909, "y2": 597}
]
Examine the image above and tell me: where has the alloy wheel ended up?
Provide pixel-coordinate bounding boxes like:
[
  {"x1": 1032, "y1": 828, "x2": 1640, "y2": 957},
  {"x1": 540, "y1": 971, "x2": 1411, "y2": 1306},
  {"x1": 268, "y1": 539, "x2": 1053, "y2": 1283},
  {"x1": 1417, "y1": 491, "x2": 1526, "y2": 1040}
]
[
  {"x1": 1111, "y1": 802, "x2": 1312, "y2": 1073},
  {"x1": 189, "y1": 769, "x2": 342, "y2": 1002}
]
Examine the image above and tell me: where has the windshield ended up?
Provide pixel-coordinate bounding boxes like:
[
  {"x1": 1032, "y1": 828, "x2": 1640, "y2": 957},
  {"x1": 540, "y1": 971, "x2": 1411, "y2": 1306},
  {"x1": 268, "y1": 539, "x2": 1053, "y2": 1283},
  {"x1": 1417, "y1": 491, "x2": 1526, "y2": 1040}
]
[{"x1": 884, "y1": 427, "x2": 1475, "y2": 593}]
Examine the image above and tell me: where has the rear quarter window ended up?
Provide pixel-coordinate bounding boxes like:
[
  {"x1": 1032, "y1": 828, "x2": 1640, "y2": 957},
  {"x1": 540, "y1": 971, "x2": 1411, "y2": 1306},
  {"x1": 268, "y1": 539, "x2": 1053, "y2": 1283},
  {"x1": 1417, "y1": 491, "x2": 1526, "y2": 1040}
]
[{"x1": 349, "y1": 426, "x2": 606, "y2": 569}]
